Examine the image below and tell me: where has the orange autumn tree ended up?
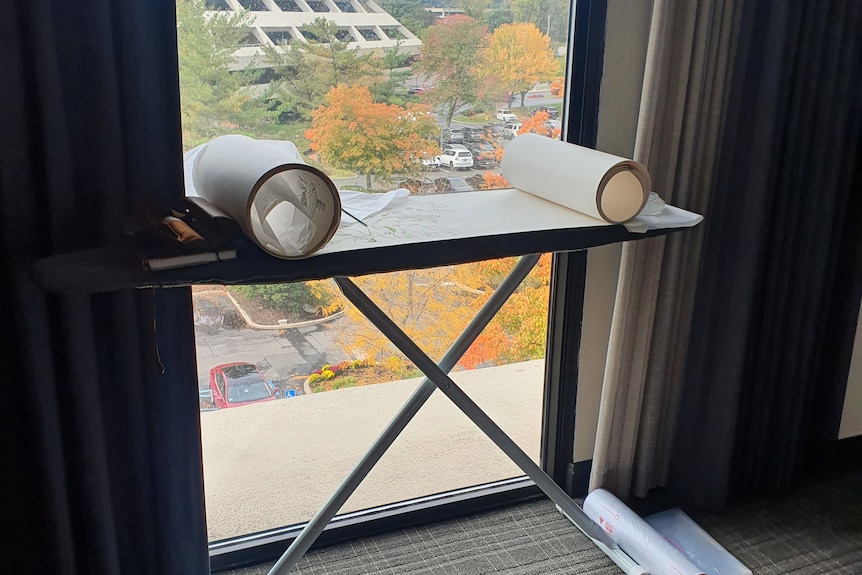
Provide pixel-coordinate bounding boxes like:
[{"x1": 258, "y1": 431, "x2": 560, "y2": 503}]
[
  {"x1": 334, "y1": 267, "x2": 489, "y2": 370},
  {"x1": 306, "y1": 85, "x2": 438, "y2": 190},
  {"x1": 480, "y1": 23, "x2": 558, "y2": 107},
  {"x1": 460, "y1": 255, "x2": 552, "y2": 369},
  {"x1": 479, "y1": 172, "x2": 510, "y2": 189},
  {"x1": 335, "y1": 256, "x2": 553, "y2": 376},
  {"x1": 549, "y1": 77, "x2": 564, "y2": 97},
  {"x1": 518, "y1": 109, "x2": 560, "y2": 139}
]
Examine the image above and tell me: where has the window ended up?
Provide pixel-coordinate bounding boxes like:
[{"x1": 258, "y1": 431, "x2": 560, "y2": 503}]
[
  {"x1": 273, "y1": 0, "x2": 302, "y2": 11},
  {"x1": 356, "y1": 27, "x2": 381, "y2": 41},
  {"x1": 299, "y1": 29, "x2": 320, "y2": 42},
  {"x1": 239, "y1": 31, "x2": 261, "y2": 47},
  {"x1": 205, "y1": 0, "x2": 231, "y2": 10},
  {"x1": 381, "y1": 26, "x2": 406, "y2": 40},
  {"x1": 306, "y1": 0, "x2": 330, "y2": 12},
  {"x1": 236, "y1": 0, "x2": 268, "y2": 10},
  {"x1": 264, "y1": 29, "x2": 294, "y2": 45},
  {"x1": 334, "y1": 28, "x2": 353, "y2": 42},
  {"x1": 176, "y1": 0, "x2": 579, "y2": 563}
]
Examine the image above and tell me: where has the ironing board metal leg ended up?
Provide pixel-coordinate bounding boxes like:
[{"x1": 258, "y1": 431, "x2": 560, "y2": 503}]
[
  {"x1": 268, "y1": 255, "x2": 541, "y2": 575},
  {"x1": 335, "y1": 275, "x2": 619, "y2": 552}
]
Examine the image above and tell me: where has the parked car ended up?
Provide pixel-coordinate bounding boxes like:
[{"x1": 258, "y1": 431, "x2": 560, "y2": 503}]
[
  {"x1": 532, "y1": 105, "x2": 560, "y2": 119},
  {"x1": 421, "y1": 154, "x2": 440, "y2": 170},
  {"x1": 208, "y1": 362, "x2": 278, "y2": 409},
  {"x1": 441, "y1": 127, "x2": 464, "y2": 144},
  {"x1": 485, "y1": 123, "x2": 505, "y2": 137},
  {"x1": 437, "y1": 145, "x2": 474, "y2": 169},
  {"x1": 407, "y1": 86, "x2": 425, "y2": 95},
  {"x1": 495, "y1": 109, "x2": 518, "y2": 122},
  {"x1": 502, "y1": 122, "x2": 522, "y2": 139},
  {"x1": 461, "y1": 126, "x2": 491, "y2": 144},
  {"x1": 469, "y1": 143, "x2": 498, "y2": 169}
]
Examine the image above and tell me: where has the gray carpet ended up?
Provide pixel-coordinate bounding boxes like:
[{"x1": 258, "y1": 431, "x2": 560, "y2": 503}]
[
  {"x1": 686, "y1": 470, "x2": 862, "y2": 574},
  {"x1": 227, "y1": 470, "x2": 862, "y2": 575}
]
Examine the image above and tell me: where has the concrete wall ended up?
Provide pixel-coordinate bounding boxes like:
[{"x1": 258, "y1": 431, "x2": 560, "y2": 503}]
[{"x1": 839, "y1": 305, "x2": 862, "y2": 439}]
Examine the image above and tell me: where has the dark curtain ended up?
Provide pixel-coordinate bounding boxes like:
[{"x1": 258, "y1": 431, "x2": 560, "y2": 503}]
[
  {"x1": 670, "y1": 0, "x2": 862, "y2": 511},
  {"x1": 1, "y1": 2, "x2": 208, "y2": 574}
]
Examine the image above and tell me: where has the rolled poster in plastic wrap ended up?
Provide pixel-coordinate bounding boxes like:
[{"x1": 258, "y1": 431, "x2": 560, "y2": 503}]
[
  {"x1": 187, "y1": 135, "x2": 341, "y2": 259},
  {"x1": 500, "y1": 133, "x2": 651, "y2": 223},
  {"x1": 584, "y1": 489, "x2": 706, "y2": 575}
]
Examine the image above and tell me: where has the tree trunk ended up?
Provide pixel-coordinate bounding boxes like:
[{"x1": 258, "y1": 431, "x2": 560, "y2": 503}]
[
  {"x1": 366, "y1": 173, "x2": 372, "y2": 191},
  {"x1": 520, "y1": 91, "x2": 527, "y2": 107}
]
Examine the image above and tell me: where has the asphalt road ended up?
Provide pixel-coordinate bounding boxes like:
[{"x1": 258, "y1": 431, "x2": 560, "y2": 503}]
[{"x1": 194, "y1": 291, "x2": 350, "y2": 396}]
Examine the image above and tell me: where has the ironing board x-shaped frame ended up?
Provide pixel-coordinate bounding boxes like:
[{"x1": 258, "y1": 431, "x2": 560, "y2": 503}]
[{"x1": 268, "y1": 253, "x2": 635, "y2": 575}]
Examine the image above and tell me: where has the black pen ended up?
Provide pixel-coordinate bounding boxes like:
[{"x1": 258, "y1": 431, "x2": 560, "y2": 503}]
[{"x1": 342, "y1": 208, "x2": 368, "y2": 227}]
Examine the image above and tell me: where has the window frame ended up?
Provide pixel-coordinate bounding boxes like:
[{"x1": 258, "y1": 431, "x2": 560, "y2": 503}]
[{"x1": 195, "y1": 0, "x2": 609, "y2": 569}]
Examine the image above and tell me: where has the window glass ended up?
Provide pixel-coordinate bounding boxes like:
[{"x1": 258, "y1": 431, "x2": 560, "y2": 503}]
[{"x1": 177, "y1": 0, "x2": 569, "y2": 543}]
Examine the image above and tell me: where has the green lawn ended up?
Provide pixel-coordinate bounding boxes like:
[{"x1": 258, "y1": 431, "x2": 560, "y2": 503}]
[{"x1": 453, "y1": 112, "x2": 495, "y2": 124}]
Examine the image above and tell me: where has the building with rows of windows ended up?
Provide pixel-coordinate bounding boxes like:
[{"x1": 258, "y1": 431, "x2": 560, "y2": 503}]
[{"x1": 207, "y1": 0, "x2": 421, "y2": 69}]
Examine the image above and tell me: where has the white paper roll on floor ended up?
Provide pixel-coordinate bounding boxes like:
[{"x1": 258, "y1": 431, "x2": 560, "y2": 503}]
[
  {"x1": 500, "y1": 133, "x2": 651, "y2": 223},
  {"x1": 584, "y1": 489, "x2": 706, "y2": 575},
  {"x1": 190, "y1": 135, "x2": 341, "y2": 259}
]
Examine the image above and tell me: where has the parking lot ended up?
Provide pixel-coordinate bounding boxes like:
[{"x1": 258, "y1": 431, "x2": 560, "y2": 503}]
[{"x1": 330, "y1": 91, "x2": 563, "y2": 194}]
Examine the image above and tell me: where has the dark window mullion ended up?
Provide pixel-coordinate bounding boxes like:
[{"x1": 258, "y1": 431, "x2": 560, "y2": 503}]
[{"x1": 541, "y1": 0, "x2": 606, "y2": 495}]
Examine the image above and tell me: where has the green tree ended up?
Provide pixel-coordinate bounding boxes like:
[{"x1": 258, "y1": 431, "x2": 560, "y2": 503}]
[
  {"x1": 375, "y1": 0, "x2": 436, "y2": 36},
  {"x1": 370, "y1": 41, "x2": 413, "y2": 105},
  {"x1": 306, "y1": 85, "x2": 438, "y2": 190},
  {"x1": 454, "y1": 0, "x2": 490, "y2": 19},
  {"x1": 264, "y1": 18, "x2": 381, "y2": 120},
  {"x1": 484, "y1": 5, "x2": 514, "y2": 32},
  {"x1": 510, "y1": 0, "x2": 569, "y2": 44},
  {"x1": 231, "y1": 283, "x2": 332, "y2": 316},
  {"x1": 418, "y1": 15, "x2": 488, "y2": 127},
  {"x1": 481, "y1": 22, "x2": 557, "y2": 106},
  {"x1": 176, "y1": 0, "x2": 272, "y2": 149}
]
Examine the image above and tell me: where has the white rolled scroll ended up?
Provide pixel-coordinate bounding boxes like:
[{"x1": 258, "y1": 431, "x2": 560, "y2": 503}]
[
  {"x1": 500, "y1": 133, "x2": 651, "y2": 223},
  {"x1": 584, "y1": 489, "x2": 706, "y2": 575},
  {"x1": 188, "y1": 135, "x2": 341, "y2": 259}
]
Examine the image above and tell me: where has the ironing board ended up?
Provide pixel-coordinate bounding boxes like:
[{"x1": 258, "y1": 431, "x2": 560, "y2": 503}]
[{"x1": 32, "y1": 188, "x2": 698, "y2": 575}]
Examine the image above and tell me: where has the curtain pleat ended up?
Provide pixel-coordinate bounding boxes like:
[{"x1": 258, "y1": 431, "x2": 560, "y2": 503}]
[
  {"x1": 590, "y1": 0, "x2": 740, "y2": 498},
  {"x1": 671, "y1": 0, "x2": 862, "y2": 510},
  {"x1": 2, "y1": 2, "x2": 208, "y2": 573}
]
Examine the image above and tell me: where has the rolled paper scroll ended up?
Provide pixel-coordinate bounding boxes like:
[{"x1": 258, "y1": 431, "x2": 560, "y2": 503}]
[
  {"x1": 501, "y1": 133, "x2": 651, "y2": 223},
  {"x1": 189, "y1": 135, "x2": 341, "y2": 259}
]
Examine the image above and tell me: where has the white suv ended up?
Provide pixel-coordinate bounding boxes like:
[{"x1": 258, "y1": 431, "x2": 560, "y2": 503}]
[
  {"x1": 502, "y1": 122, "x2": 522, "y2": 139},
  {"x1": 495, "y1": 109, "x2": 517, "y2": 122},
  {"x1": 437, "y1": 145, "x2": 474, "y2": 169}
]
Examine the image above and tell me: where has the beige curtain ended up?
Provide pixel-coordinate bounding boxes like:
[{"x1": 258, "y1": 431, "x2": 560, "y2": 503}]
[{"x1": 589, "y1": 0, "x2": 740, "y2": 498}]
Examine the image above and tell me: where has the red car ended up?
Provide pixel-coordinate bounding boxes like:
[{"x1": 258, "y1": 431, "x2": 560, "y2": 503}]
[{"x1": 208, "y1": 362, "x2": 277, "y2": 409}]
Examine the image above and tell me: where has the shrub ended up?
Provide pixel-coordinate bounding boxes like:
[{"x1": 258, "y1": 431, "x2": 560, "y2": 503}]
[
  {"x1": 307, "y1": 359, "x2": 372, "y2": 385},
  {"x1": 232, "y1": 282, "x2": 333, "y2": 316},
  {"x1": 330, "y1": 376, "x2": 357, "y2": 390}
]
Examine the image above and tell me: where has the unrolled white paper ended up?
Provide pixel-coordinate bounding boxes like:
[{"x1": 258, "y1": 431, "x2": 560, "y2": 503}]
[
  {"x1": 187, "y1": 135, "x2": 341, "y2": 259},
  {"x1": 584, "y1": 489, "x2": 706, "y2": 575},
  {"x1": 500, "y1": 133, "x2": 651, "y2": 223}
]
